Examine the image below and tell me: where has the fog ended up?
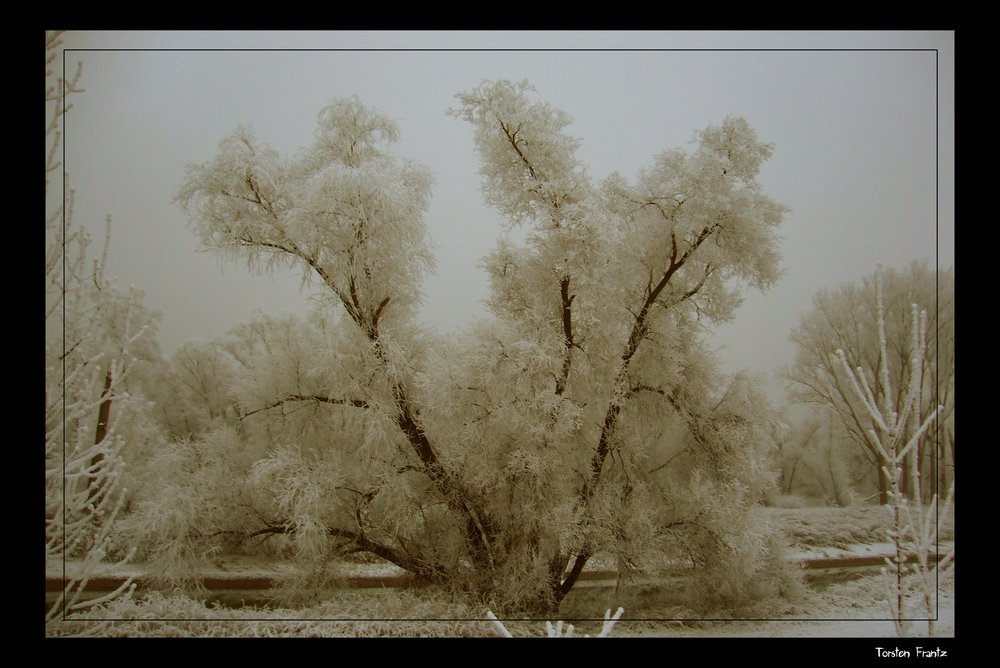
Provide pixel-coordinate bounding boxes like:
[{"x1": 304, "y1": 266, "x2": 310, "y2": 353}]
[{"x1": 55, "y1": 31, "x2": 954, "y2": 395}]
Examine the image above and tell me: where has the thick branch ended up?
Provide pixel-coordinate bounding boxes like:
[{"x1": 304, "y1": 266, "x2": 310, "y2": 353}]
[
  {"x1": 243, "y1": 524, "x2": 448, "y2": 584},
  {"x1": 372, "y1": 296, "x2": 392, "y2": 332},
  {"x1": 222, "y1": 179, "x2": 364, "y2": 328},
  {"x1": 238, "y1": 394, "x2": 367, "y2": 420},
  {"x1": 393, "y1": 394, "x2": 492, "y2": 562},
  {"x1": 220, "y1": 167, "x2": 491, "y2": 570},
  {"x1": 88, "y1": 367, "x2": 115, "y2": 490},
  {"x1": 558, "y1": 552, "x2": 590, "y2": 600},
  {"x1": 584, "y1": 234, "x2": 704, "y2": 490},
  {"x1": 567, "y1": 223, "x2": 726, "y2": 592},
  {"x1": 325, "y1": 527, "x2": 448, "y2": 584},
  {"x1": 555, "y1": 276, "x2": 575, "y2": 396},
  {"x1": 498, "y1": 119, "x2": 539, "y2": 183}
]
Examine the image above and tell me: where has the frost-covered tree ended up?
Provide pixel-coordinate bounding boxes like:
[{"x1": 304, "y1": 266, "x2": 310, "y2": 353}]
[
  {"x1": 168, "y1": 80, "x2": 791, "y2": 613},
  {"x1": 775, "y1": 406, "x2": 860, "y2": 506},
  {"x1": 45, "y1": 31, "x2": 162, "y2": 628},
  {"x1": 833, "y1": 267, "x2": 951, "y2": 636},
  {"x1": 143, "y1": 338, "x2": 239, "y2": 442},
  {"x1": 784, "y1": 261, "x2": 954, "y2": 505}
]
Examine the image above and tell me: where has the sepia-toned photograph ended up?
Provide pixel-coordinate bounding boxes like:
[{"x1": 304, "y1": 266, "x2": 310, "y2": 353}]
[{"x1": 45, "y1": 31, "x2": 954, "y2": 639}]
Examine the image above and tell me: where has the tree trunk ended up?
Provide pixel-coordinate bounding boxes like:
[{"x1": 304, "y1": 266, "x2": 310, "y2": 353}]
[
  {"x1": 900, "y1": 450, "x2": 911, "y2": 501},
  {"x1": 877, "y1": 454, "x2": 890, "y2": 506},
  {"x1": 88, "y1": 367, "x2": 114, "y2": 493}
]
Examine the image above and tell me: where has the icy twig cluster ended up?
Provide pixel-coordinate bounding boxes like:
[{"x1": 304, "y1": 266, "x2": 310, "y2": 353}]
[
  {"x1": 45, "y1": 30, "x2": 147, "y2": 629},
  {"x1": 486, "y1": 607, "x2": 624, "y2": 638}
]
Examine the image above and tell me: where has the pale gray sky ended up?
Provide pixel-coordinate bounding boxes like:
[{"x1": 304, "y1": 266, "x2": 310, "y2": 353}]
[{"x1": 54, "y1": 31, "x2": 954, "y2": 395}]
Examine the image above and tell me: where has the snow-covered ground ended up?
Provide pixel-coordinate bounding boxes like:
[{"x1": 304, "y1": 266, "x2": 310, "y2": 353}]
[{"x1": 48, "y1": 549, "x2": 954, "y2": 638}]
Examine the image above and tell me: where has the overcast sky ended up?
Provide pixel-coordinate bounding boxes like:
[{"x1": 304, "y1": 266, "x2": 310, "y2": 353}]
[{"x1": 53, "y1": 31, "x2": 954, "y2": 398}]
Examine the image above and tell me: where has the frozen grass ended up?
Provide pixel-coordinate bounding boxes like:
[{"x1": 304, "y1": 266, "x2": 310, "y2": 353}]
[
  {"x1": 46, "y1": 563, "x2": 804, "y2": 637},
  {"x1": 816, "y1": 566, "x2": 954, "y2": 619},
  {"x1": 47, "y1": 588, "x2": 631, "y2": 638},
  {"x1": 48, "y1": 569, "x2": 954, "y2": 637},
  {"x1": 47, "y1": 506, "x2": 954, "y2": 637},
  {"x1": 619, "y1": 569, "x2": 954, "y2": 638},
  {"x1": 48, "y1": 589, "x2": 498, "y2": 637},
  {"x1": 767, "y1": 504, "x2": 954, "y2": 550}
]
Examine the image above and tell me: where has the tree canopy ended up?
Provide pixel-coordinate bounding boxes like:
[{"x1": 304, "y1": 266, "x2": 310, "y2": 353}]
[{"x1": 156, "y1": 79, "x2": 792, "y2": 613}]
